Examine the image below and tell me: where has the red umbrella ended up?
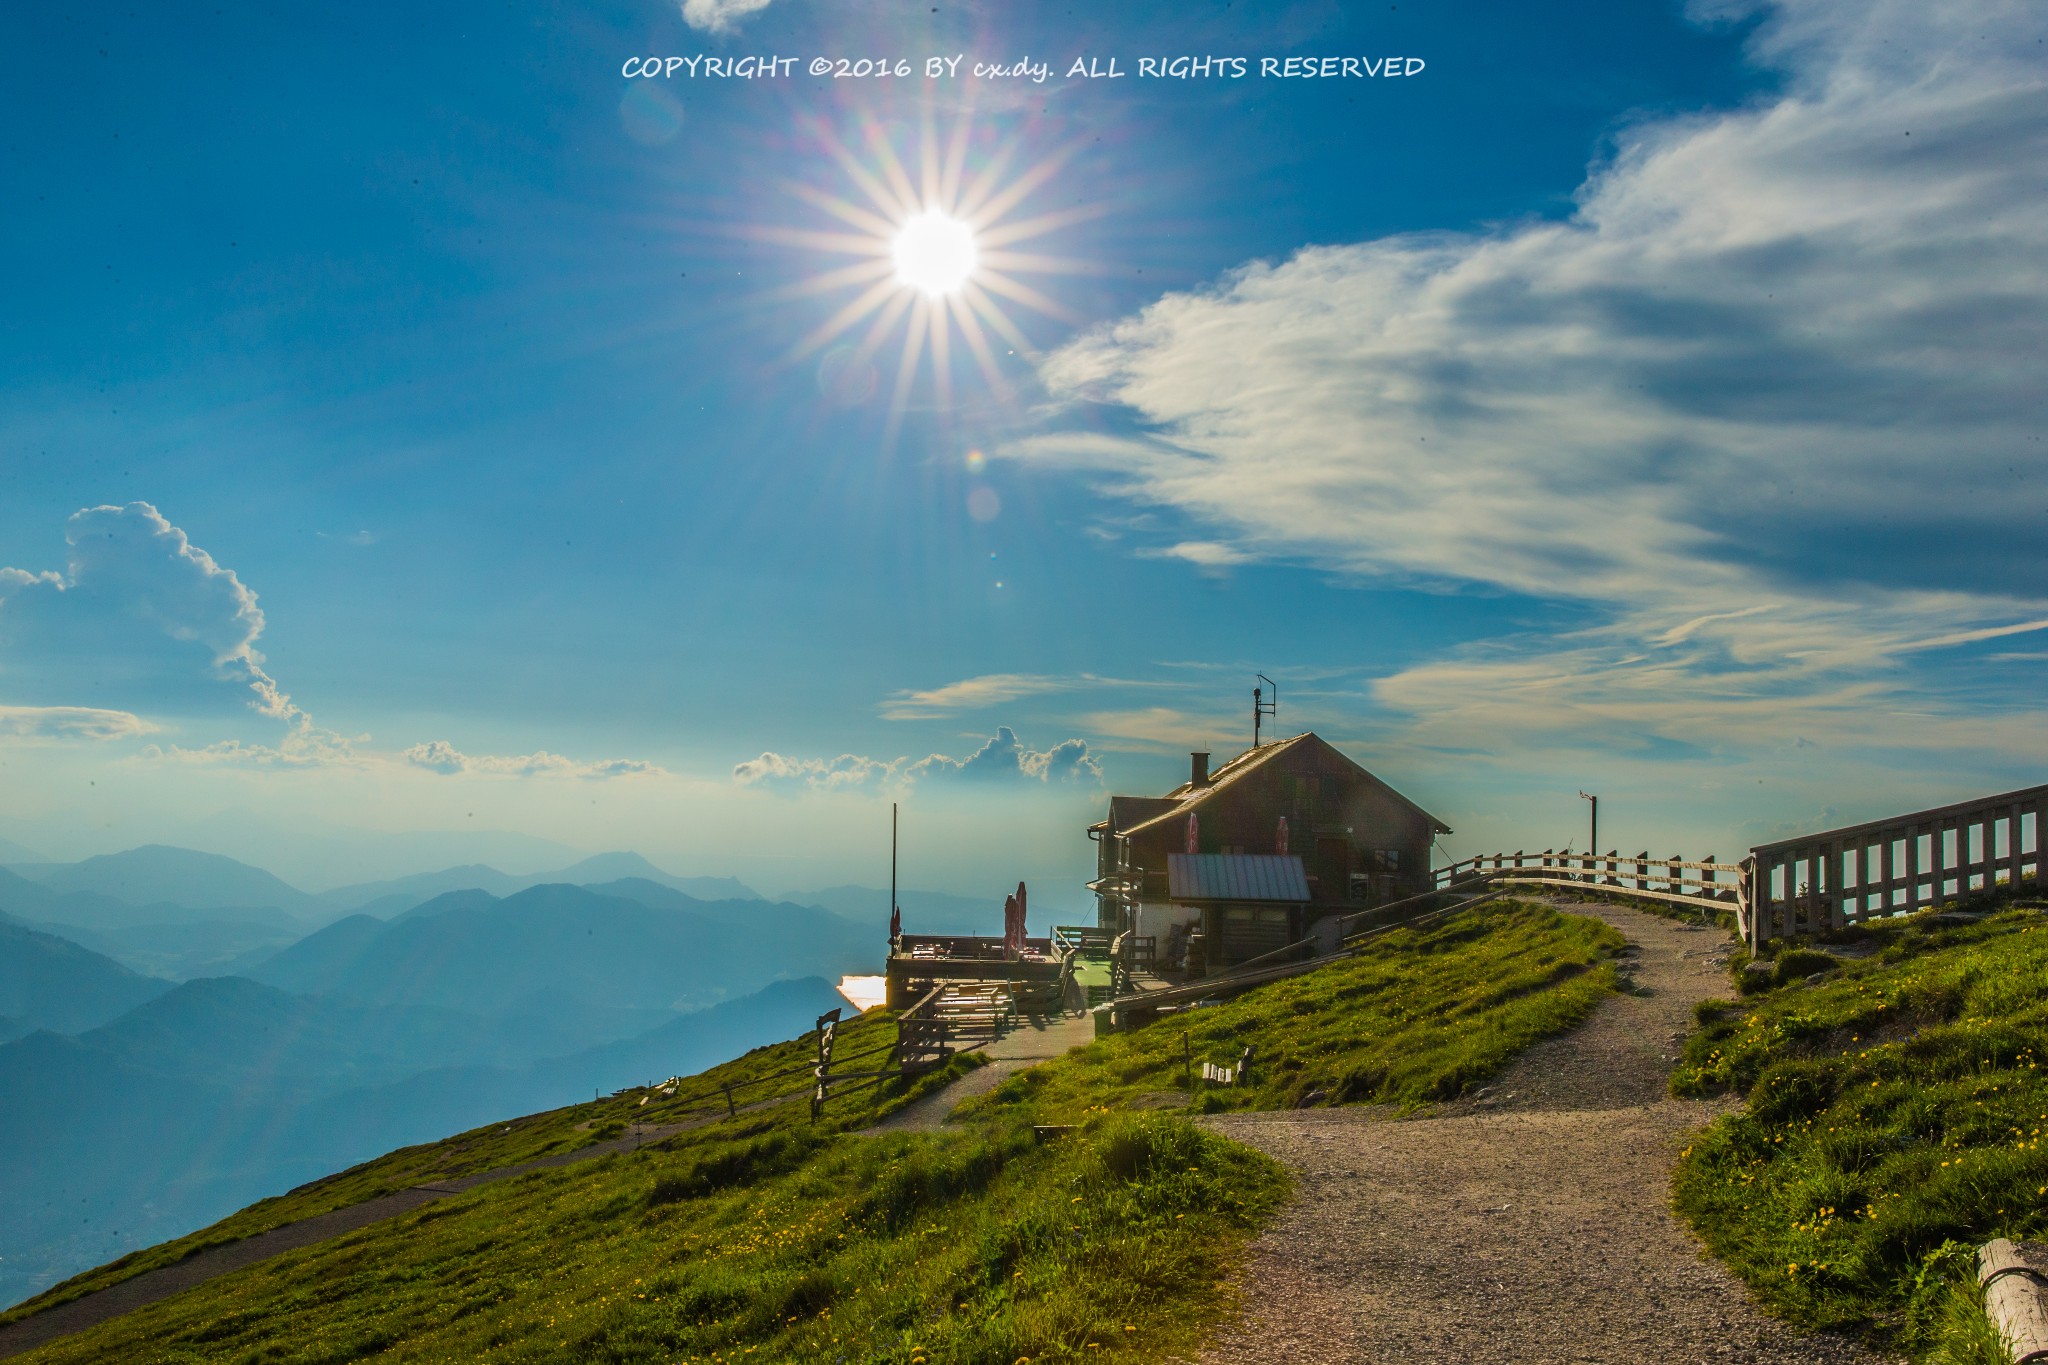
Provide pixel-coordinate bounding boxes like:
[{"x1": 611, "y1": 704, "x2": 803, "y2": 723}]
[
  {"x1": 1185, "y1": 811, "x2": 1200, "y2": 855},
  {"x1": 1276, "y1": 815, "x2": 1289, "y2": 855}
]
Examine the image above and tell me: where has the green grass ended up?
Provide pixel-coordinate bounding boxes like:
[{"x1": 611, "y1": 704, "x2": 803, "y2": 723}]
[
  {"x1": 1670, "y1": 899, "x2": 2048, "y2": 1361},
  {"x1": 962, "y1": 902, "x2": 1624, "y2": 1122},
  {"x1": 12, "y1": 901, "x2": 1624, "y2": 1364},
  {"x1": 0, "y1": 1007, "x2": 918, "y2": 1326}
]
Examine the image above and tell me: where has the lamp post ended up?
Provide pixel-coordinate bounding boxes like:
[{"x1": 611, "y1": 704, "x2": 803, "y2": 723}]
[{"x1": 1578, "y1": 791, "x2": 1598, "y2": 862}]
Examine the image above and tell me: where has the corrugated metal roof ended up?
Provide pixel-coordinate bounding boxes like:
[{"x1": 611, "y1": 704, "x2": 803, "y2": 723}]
[{"x1": 1166, "y1": 853, "x2": 1310, "y2": 902}]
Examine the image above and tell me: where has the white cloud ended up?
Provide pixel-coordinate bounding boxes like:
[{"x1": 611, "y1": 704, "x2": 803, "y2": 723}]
[
  {"x1": 400, "y1": 740, "x2": 664, "y2": 780},
  {"x1": 680, "y1": 0, "x2": 773, "y2": 34},
  {"x1": 0, "y1": 502, "x2": 357, "y2": 759},
  {"x1": 1016, "y1": 0, "x2": 2048, "y2": 762},
  {"x1": 734, "y1": 726, "x2": 1102, "y2": 791},
  {"x1": 0, "y1": 705, "x2": 157, "y2": 741},
  {"x1": 880, "y1": 674, "x2": 1071, "y2": 721},
  {"x1": 878, "y1": 672, "x2": 1157, "y2": 721}
]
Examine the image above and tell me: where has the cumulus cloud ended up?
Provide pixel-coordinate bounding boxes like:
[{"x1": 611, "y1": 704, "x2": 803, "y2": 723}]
[
  {"x1": 1017, "y1": 0, "x2": 2048, "y2": 757},
  {"x1": 0, "y1": 705, "x2": 157, "y2": 741},
  {"x1": 0, "y1": 502, "x2": 358, "y2": 757},
  {"x1": 733, "y1": 726, "x2": 1103, "y2": 791},
  {"x1": 400, "y1": 740, "x2": 664, "y2": 779},
  {"x1": 680, "y1": 0, "x2": 772, "y2": 34}
]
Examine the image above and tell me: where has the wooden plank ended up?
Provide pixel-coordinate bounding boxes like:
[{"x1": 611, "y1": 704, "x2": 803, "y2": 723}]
[{"x1": 1979, "y1": 1239, "x2": 2048, "y2": 1364}]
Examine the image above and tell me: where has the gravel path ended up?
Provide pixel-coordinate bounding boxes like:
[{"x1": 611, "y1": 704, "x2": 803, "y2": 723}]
[{"x1": 1196, "y1": 900, "x2": 1897, "y2": 1365}]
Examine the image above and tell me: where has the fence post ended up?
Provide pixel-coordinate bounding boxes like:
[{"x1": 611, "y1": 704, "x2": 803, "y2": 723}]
[
  {"x1": 1669, "y1": 852, "x2": 1683, "y2": 896},
  {"x1": 722, "y1": 1083, "x2": 736, "y2": 1118},
  {"x1": 1635, "y1": 851, "x2": 1649, "y2": 891}
]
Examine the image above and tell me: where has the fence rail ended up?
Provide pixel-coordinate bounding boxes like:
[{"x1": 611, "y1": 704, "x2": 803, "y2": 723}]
[
  {"x1": 1436, "y1": 781, "x2": 2045, "y2": 952},
  {"x1": 1434, "y1": 849, "x2": 1745, "y2": 917},
  {"x1": 1748, "y1": 783, "x2": 2045, "y2": 946}
]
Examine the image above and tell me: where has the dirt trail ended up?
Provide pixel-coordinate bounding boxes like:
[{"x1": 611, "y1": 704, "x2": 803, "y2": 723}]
[
  {"x1": 862, "y1": 1011, "x2": 1097, "y2": 1134},
  {"x1": 1195, "y1": 901, "x2": 1895, "y2": 1364}
]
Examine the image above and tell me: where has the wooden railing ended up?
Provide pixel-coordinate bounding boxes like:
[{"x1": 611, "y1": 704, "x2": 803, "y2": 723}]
[
  {"x1": 1052, "y1": 924, "x2": 1113, "y2": 956},
  {"x1": 1747, "y1": 783, "x2": 2045, "y2": 948},
  {"x1": 888, "y1": 988, "x2": 953, "y2": 1073},
  {"x1": 1435, "y1": 849, "x2": 1745, "y2": 918}
]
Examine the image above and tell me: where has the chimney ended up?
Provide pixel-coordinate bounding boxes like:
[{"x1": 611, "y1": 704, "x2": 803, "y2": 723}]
[{"x1": 1190, "y1": 751, "x2": 1211, "y2": 787}]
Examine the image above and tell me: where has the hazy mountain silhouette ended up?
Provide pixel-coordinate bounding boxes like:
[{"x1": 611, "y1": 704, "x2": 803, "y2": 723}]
[
  {"x1": 244, "y1": 884, "x2": 875, "y2": 1019},
  {"x1": 0, "y1": 835, "x2": 47, "y2": 865},
  {"x1": 5, "y1": 846, "x2": 317, "y2": 918},
  {"x1": 0, "y1": 865, "x2": 307, "y2": 978},
  {"x1": 315, "y1": 852, "x2": 762, "y2": 917},
  {"x1": 787, "y1": 884, "x2": 1009, "y2": 936},
  {"x1": 0, "y1": 920, "x2": 170, "y2": 1042}
]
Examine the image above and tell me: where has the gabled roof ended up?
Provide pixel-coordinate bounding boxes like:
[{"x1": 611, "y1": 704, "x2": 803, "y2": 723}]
[
  {"x1": 1167, "y1": 853, "x2": 1310, "y2": 902},
  {"x1": 1114, "y1": 732, "x2": 1451, "y2": 838}
]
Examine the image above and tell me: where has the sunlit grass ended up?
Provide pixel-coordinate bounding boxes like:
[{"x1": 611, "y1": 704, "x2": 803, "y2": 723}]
[
  {"x1": 11, "y1": 902, "x2": 1627, "y2": 1363},
  {"x1": 961, "y1": 903, "x2": 1624, "y2": 1122},
  {"x1": 1671, "y1": 893, "x2": 2048, "y2": 1362}
]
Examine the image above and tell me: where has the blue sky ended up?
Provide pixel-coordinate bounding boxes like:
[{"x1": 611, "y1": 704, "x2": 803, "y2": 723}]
[{"x1": 1, "y1": 0, "x2": 2042, "y2": 900}]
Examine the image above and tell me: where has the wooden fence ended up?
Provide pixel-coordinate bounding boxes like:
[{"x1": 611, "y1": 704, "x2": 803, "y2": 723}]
[
  {"x1": 1747, "y1": 782, "x2": 2045, "y2": 947},
  {"x1": 1434, "y1": 849, "x2": 1745, "y2": 917},
  {"x1": 1435, "y1": 781, "x2": 2044, "y2": 952}
]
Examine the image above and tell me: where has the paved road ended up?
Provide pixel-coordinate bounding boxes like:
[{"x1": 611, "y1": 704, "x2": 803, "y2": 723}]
[{"x1": 1196, "y1": 901, "x2": 1897, "y2": 1365}]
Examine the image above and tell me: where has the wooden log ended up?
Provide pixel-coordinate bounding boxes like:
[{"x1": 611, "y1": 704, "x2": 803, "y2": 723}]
[{"x1": 1979, "y1": 1239, "x2": 2048, "y2": 1364}]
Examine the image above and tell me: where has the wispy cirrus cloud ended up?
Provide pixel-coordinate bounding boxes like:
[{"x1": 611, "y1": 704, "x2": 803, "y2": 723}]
[
  {"x1": 0, "y1": 705, "x2": 157, "y2": 741},
  {"x1": 1015, "y1": 0, "x2": 2048, "y2": 767},
  {"x1": 878, "y1": 672, "x2": 1157, "y2": 721}
]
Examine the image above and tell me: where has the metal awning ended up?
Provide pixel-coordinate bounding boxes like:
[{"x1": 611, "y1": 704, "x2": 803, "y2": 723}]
[{"x1": 1166, "y1": 853, "x2": 1310, "y2": 902}]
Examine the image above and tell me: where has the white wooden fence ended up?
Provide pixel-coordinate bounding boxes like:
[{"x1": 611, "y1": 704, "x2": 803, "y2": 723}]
[
  {"x1": 1747, "y1": 783, "x2": 2044, "y2": 946},
  {"x1": 1433, "y1": 781, "x2": 2045, "y2": 952}
]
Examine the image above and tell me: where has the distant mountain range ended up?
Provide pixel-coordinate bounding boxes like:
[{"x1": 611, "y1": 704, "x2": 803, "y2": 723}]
[
  {"x1": 0, "y1": 845, "x2": 910, "y2": 1306},
  {"x1": 0, "y1": 920, "x2": 170, "y2": 1042},
  {"x1": 313, "y1": 850, "x2": 762, "y2": 916},
  {"x1": 783, "y1": 883, "x2": 1010, "y2": 936},
  {"x1": 4, "y1": 845, "x2": 319, "y2": 917},
  {"x1": 243, "y1": 879, "x2": 878, "y2": 1019}
]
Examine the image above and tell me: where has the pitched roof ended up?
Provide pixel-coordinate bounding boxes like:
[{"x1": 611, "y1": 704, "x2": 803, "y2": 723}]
[
  {"x1": 1167, "y1": 853, "x2": 1310, "y2": 902},
  {"x1": 1114, "y1": 732, "x2": 1451, "y2": 838}
]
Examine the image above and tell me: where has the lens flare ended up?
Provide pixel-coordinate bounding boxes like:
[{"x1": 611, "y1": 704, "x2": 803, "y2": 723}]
[
  {"x1": 756, "y1": 113, "x2": 1106, "y2": 435},
  {"x1": 892, "y1": 211, "x2": 977, "y2": 297}
]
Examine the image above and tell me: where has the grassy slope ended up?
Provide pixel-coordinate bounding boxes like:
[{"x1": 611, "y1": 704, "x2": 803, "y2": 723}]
[
  {"x1": 14, "y1": 902, "x2": 1622, "y2": 1365},
  {"x1": 1, "y1": 1010, "x2": 917, "y2": 1324},
  {"x1": 965, "y1": 902, "x2": 1623, "y2": 1122},
  {"x1": 1670, "y1": 900, "x2": 2048, "y2": 1364}
]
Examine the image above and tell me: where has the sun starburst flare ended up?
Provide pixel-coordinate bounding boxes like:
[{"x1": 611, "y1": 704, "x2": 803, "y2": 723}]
[{"x1": 756, "y1": 115, "x2": 1105, "y2": 427}]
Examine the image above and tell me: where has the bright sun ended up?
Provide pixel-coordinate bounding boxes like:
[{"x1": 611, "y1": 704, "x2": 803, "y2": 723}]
[
  {"x1": 766, "y1": 115, "x2": 1101, "y2": 431},
  {"x1": 892, "y1": 210, "x2": 977, "y2": 297}
]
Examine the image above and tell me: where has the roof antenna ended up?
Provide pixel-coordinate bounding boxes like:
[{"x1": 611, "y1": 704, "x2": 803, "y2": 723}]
[{"x1": 1253, "y1": 673, "x2": 1277, "y2": 749}]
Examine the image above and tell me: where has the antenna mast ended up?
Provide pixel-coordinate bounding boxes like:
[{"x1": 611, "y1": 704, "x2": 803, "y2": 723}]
[{"x1": 1253, "y1": 673, "x2": 1277, "y2": 748}]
